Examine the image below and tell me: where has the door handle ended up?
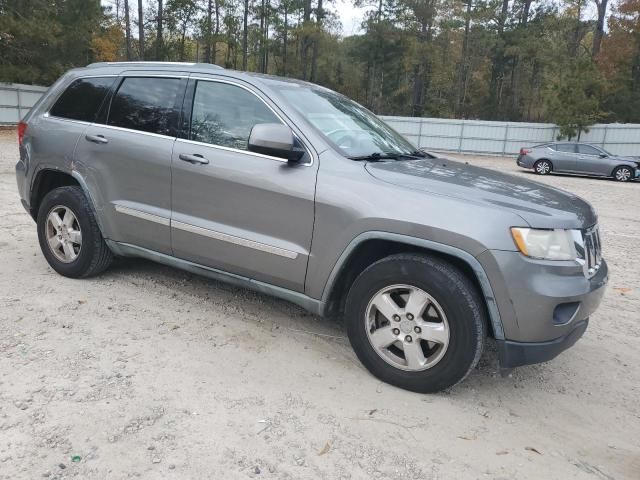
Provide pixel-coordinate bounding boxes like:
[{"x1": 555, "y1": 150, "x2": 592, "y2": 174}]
[
  {"x1": 179, "y1": 153, "x2": 209, "y2": 165},
  {"x1": 85, "y1": 134, "x2": 108, "y2": 144}
]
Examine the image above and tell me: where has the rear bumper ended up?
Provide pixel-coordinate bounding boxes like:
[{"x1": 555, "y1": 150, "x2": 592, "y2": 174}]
[
  {"x1": 516, "y1": 154, "x2": 534, "y2": 169},
  {"x1": 497, "y1": 319, "x2": 588, "y2": 368}
]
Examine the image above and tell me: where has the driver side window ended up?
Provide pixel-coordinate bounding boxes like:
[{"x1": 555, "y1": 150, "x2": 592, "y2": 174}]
[
  {"x1": 190, "y1": 81, "x2": 281, "y2": 151},
  {"x1": 577, "y1": 145, "x2": 601, "y2": 156}
]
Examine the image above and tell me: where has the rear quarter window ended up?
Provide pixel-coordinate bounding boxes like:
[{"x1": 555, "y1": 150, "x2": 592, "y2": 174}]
[{"x1": 49, "y1": 77, "x2": 115, "y2": 122}]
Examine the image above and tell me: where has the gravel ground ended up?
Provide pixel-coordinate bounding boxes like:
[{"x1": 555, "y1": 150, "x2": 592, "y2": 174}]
[{"x1": 0, "y1": 128, "x2": 638, "y2": 480}]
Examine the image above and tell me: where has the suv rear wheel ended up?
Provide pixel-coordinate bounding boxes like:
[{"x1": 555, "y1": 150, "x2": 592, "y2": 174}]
[
  {"x1": 37, "y1": 186, "x2": 113, "y2": 278},
  {"x1": 345, "y1": 254, "x2": 486, "y2": 393}
]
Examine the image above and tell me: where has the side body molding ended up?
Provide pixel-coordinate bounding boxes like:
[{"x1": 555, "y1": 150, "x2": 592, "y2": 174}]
[{"x1": 319, "y1": 231, "x2": 505, "y2": 340}]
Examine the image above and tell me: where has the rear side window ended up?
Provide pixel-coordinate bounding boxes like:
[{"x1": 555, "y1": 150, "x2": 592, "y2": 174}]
[
  {"x1": 50, "y1": 77, "x2": 114, "y2": 122},
  {"x1": 577, "y1": 144, "x2": 601, "y2": 156},
  {"x1": 190, "y1": 81, "x2": 281, "y2": 150},
  {"x1": 555, "y1": 144, "x2": 576, "y2": 153},
  {"x1": 108, "y1": 77, "x2": 182, "y2": 136}
]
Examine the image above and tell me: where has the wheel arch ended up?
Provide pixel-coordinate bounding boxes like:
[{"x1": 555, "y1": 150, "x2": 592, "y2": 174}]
[
  {"x1": 30, "y1": 168, "x2": 106, "y2": 237},
  {"x1": 319, "y1": 232, "x2": 505, "y2": 340}
]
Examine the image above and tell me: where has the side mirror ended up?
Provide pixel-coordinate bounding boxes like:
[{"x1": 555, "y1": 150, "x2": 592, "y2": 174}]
[{"x1": 248, "y1": 123, "x2": 305, "y2": 162}]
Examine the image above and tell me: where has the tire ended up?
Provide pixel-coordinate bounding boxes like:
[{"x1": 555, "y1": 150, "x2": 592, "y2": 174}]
[
  {"x1": 613, "y1": 165, "x2": 633, "y2": 182},
  {"x1": 345, "y1": 254, "x2": 486, "y2": 393},
  {"x1": 534, "y1": 159, "x2": 552, "y2": 175},
  {"x1": 37, "y1": 186, "x2": 113, "y2": 278}
]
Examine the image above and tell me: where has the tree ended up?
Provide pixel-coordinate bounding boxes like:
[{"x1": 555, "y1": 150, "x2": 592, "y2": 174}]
[
  {"x1": 592, "y1": 0, "x2": 609, "y2": 58},
  {"x1": 157, "y1": 0, "x2": 164, "y2": 59},
  {"x1": 138, "y1": 0, "x2": 145, "y2": 59},
  {"x1": 546, "y1": 60, "x2": 605, "y2": 140}
]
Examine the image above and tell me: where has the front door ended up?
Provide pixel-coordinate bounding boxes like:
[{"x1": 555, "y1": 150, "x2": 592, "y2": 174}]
[
  {"x1": 170, "y1": 78, "x2": 318, "y2": 292},
  {"x1": 576, "y1": 144, "x2": 608, "y2": 176},
  {"x1": 75, "y1": 75, "x2": 186, "y2": 255}
]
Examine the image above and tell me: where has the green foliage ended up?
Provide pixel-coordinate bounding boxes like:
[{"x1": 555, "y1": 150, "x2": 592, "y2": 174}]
[
  {"x1": 545, "y1": 60, "x2": 605, "y2": 140},
  {"x1": 0, "y1": 0, "x2": 637, "y2": 130}
]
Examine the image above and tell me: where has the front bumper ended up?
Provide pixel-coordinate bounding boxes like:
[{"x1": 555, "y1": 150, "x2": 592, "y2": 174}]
[
  {"x1": 477, "y1": 250, "x2": 608, "y2": 368},
  {"x1": 497, "y1": 319, "x2": 588, "y2": 368}
]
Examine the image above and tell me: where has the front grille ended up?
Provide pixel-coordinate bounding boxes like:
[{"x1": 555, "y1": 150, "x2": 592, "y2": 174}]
[{"x1": 582, "y1": 226, "x2": 602, "y2": 278}]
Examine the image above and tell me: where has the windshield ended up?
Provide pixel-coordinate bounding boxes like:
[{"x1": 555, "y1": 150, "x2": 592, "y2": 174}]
[{"x1": 274, "y1": 85, "x2": 418, "y2": 158}]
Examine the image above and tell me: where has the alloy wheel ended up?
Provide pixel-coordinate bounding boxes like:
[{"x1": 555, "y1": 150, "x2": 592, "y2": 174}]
[
  {"x1": 615, "y1": 167, "x2": 632, "y2": 182},
  {"x1": 45, "y1": 205, "x2": 82, "y2": 263},
  {"x1": 365, "y1": 284, "x2": 450, "y2": 371}
]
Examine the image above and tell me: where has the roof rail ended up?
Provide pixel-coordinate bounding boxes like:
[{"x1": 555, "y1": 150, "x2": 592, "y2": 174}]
[{"x1": 86, "y1": 61, "x2": 224, "y2": 70}]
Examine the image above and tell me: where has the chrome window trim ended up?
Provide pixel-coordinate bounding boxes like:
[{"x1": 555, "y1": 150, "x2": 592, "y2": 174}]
[
  {"x1": 172, "y1": 220, "x2": 299, "y2": 259},
  {"x1": 114, "y1": 205, "x2": 170, "y2": 226},
  {"x1": 188, "y1": 76, "x2": 314, "y2": 167},
  {"x1": 176, "y1": 138, "x2": 292, "y2": 164},
  {"x1": 98, "y1": 123, "x2": 177, "y2": 140}
]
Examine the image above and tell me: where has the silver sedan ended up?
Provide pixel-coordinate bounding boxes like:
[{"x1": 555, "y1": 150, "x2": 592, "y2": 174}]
[{"x1": 517, "y1": 142, "x2": 640, "y2": 182}]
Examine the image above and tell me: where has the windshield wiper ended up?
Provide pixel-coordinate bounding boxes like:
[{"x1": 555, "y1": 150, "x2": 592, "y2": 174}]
[
  {"x1": 349, "y1": 151, "x2": 427, "y2": 162},
  {"x1": 349, "y1": 152, "x2": 400, "y2": 161}
]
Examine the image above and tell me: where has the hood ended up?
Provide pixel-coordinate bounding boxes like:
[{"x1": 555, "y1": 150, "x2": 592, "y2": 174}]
[{"x1": 365, "y1": 158, "x2": 597, "y2": 229}]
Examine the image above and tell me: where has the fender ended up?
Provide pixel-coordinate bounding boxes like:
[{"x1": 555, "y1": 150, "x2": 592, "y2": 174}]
[
  {"x1": 70, "y1": 170, "x2": 109, "y2": 239},
  {"x1": 319, "y1": 231, "x2": 505, "y2": 340}
]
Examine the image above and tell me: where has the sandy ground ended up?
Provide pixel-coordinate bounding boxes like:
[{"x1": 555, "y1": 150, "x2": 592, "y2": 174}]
[{"x1": 0, "y1": 128, "x2": 638, "y2": 480}]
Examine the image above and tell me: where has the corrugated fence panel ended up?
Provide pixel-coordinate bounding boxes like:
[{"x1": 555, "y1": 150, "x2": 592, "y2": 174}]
[
  {"x1": 381, "y1": 116, "x2": 640, "y2": 156},
  {"x1": 0, "y1": 83, "x2": 48, "y2": 125}
]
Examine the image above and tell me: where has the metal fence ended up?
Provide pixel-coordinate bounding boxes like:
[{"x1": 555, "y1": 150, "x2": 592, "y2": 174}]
[
  {"x1": 0, "y1": 83, "x2": 48, "y2": 125},
  {"x1": 1, "y1": 82, "x2": 639, "y2": 156},
  {"x1": 381, "y1": 116, "x2": 640, "y2": 157}
]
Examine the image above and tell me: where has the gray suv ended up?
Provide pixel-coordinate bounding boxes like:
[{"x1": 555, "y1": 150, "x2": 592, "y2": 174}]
[
  {"x1": 517, "y1": 142, "x2": 640, "y2": 181},
  {"x1": 16, "y1": 62, "x2": 608, "y2": 393}
]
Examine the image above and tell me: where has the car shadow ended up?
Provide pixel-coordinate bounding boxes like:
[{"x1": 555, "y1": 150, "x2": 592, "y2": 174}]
[{"x1": 100, "y1": 256, "x2": 552, "y2": 394}]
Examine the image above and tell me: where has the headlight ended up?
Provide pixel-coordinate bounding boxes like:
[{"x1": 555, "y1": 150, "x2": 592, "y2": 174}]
[{"x1": 511, "y1": 227, "x2": 582, "y2": 261}]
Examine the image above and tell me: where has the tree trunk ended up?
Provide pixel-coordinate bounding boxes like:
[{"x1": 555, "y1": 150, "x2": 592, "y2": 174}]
[
  {"x1": 204, "y1": 0, "x2": 213, "y2": 63},
  {"x1": 283, "y1": 7, "x2": 288, "y2": 76},
  {"x1": 310, "y1": 0, "x2": 323, "y2": 82},
  {"x1": 214, "y1": 0, "x2": 220, "y2": 63},
  {"x1": 124, "y1": 0, "x2": 132, "y2": 60},
  {"x1": 456, "y1": 0, "x2": 472, "y2": 117},
  {"x1": 591, "y1": 0, "x2": 608, "y2": 59},
  {"x1": 242, "y1": 0, "x2": 249, "y2": 70},
  {"x1": 301, "y1": 0, "x2": 312, "y2": 80},
  {"x1": 488, "y1": 0, "x2": 509, "y2": 119},
  {"x1": 137, "y1": 0, "x2": 144, "y2": 59},
  {"x1": 156, "y1": 0, "x2": 163, "y2": 60}
]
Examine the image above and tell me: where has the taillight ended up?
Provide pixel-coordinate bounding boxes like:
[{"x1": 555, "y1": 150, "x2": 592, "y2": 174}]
[
  {"x1": 17, "y1": 121, "x2": 27, "y2": 145},
  {"x1": 519, "y1": 147, "x2": 531, "y2": 155}
]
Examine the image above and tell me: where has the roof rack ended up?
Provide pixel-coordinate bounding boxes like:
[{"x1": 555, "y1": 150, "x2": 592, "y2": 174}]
[{"x1": 86, "y1": 61, "x2": 224, "y2": 70}]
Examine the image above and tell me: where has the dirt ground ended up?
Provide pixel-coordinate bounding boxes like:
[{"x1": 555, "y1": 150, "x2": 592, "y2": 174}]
[{"x1": 0, "y1": 128, "x2": 638, "y2": 480}]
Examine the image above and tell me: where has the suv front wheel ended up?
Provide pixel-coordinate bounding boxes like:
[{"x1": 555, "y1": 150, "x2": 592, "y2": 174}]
[
  {"x1": 345, "y1": 254, "x2": 486, "y2": 393},
  {"x1": 37, "y1": 186, "x2": 113, "y2": 278}
]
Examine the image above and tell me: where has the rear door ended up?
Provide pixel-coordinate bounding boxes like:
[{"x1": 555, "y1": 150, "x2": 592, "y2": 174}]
[
  {"x1": 74, "y1": 75, "x2": 187, "y2": 255},
  {"x1": 576, "y1": 144, "x2": 608, "y2": 175},
  {"x1": 170, "y1": 77, "x2": 318, "y2": 292},
  {"x1": 551, "y1": 143, "x2": 578, "y2": 172}
]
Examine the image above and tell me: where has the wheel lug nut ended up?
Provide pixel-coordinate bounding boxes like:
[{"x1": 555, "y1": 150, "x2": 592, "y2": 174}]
[
  {"x1": 392, "y1": 315, "x2": 401, "y2": 322},
  {"x1": 406, "y1": 313, "x2": 414, "y2": 321},
  {"x1": 405, "y1": 335, "x2": 412, "y2": 343},
  {"x1": 414, "y1": 326, "x2": 421, "y2": 334},
  {"x1": 392, "y1": 328, "x2": 400, "y2": 335}
]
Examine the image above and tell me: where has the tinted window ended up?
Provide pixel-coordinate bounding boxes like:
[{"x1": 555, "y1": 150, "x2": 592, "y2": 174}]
[
  {"x1": 555, "y1": 144, "x2": 576, "y2": 153},
  {"x1": 578, "y1": 144, "x2": 601, "y2": 156},
  {"x1": 190, "y1": 81, "x2": 280, "y2": 150},
  {"x1": 50, "y1": 77, "x2": 114, "y2": 122},
  {"x1": 108, "y1": 77, "x2": 182, "y2": 135}
]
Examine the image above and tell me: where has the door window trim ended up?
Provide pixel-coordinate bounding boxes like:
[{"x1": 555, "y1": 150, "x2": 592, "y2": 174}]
[{"x1": 184, "y1": 76, "x2": 314, "y2": 166}]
